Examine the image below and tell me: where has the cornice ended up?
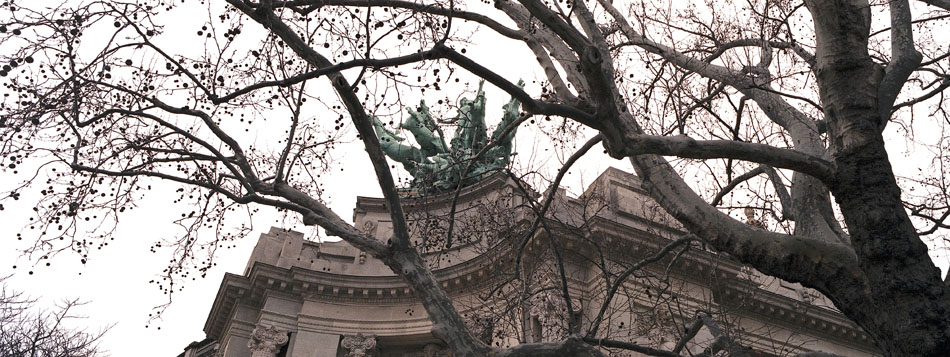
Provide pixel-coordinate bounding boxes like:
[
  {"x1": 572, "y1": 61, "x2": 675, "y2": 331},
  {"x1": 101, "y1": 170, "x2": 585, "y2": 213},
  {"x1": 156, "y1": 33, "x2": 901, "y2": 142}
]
[
  {"x1": 717, "y1": 286, "x2": 876, "y2": 351},
  {"x1": 203, "y1": 272, "x2": 252, "y2": 337},
  {"x1": 204, "y1": 168, "x2": 878, "y2": 353},
  {"x1": 354, "y1": 171, "x2": 534, "y2": 215},
  {"x1": 204, "y1": 244, "x2": 517, "y2": 339}
]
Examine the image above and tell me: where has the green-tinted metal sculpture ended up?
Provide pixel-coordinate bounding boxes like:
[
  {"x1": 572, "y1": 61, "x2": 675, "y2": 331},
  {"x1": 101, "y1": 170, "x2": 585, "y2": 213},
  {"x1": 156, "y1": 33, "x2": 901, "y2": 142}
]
[{"x1": 373, "y1": 80, "x2": 523, "y2": 193}]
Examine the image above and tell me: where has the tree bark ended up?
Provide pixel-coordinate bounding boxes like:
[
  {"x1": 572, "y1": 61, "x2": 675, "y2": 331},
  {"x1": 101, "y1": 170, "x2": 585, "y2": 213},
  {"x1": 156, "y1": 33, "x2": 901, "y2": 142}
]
[
  {"x1": 379, "y1": 247, "x2": 492, "y2": 355},
  {"x1": 803, "y1": 0, "x2": 950, "y2": 354},
  {"x1": 830, "y1": 132, "x2": 950, "y2": 355}
]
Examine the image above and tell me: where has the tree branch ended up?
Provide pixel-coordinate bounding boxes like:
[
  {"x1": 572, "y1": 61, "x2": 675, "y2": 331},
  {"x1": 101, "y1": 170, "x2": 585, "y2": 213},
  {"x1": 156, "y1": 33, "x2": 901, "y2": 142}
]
[
  {"x1": 496, "y1": 0, "x2": 591, "y2": 99},
  {"x1": 230, "y1": 2, "x2": 490, "y2": 353},
  {"x1": 619, "y1": 135, "x2": 836, "y2": 183},
  {"x1": 434, "y1": 43, "x2": 599, "y2": 126},
  {"x1": 212, "y1": 48, "x2": 446, "y2": 104},
  {"x1": 917, "y1": 0, "x2": 950, "y2": 11},
  {"x1": 712, "y1": 165, "x2": 794, "y2": 220},
  {"x1": 712, "y1": 165, "x2": 767, "y2": 206},
  {"x1": 272, "y1": 0, "x2": 524, "y2": 39},
  {"x1": 506, "y1": 135, "x2": 603, "y2": 282},
  {"x1": 878, "y1": 0, "x2": 924, "y2": 124},
  {"x1": 580, "y1": 337, "x2": 682, "y2": 356},
  {"x1": 271, "y1": 182, "x2": 389, "y2": 256},
  {"x1": 629, "y1": 153, "x2": 865, "y2": 308},
  {"x1": 233, "y1": 0, "x2": 412, "y2": 246},
  {"x1": 763, "y1": 165, "x2": 795, "y2": 220},
  {"x1": 494, "y1": 336, "x2": 607, "y2": 356},
  {"x1": 595, "y1": 0, "x2": 824, "y2": 155},
  {"x1": 893, "y1": 76, "x2": 950, "y2": 111},
  {"x1": 515, "y1": 0, "x2": 590, "y2": 53},
  {"x1": 586, "y1": 235, "x2": 697, "y2": 338}
]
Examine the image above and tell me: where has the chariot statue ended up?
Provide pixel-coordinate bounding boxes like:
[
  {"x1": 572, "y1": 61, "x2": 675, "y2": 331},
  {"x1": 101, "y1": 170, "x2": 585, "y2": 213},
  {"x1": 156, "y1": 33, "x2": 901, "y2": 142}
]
[{"x1": 372, "y1": 80, "x2": 523, "y2": 193}]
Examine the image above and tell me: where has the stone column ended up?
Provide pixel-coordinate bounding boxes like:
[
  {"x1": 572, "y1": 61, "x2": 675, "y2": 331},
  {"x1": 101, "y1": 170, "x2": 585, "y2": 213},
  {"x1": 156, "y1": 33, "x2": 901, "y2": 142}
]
[
  {"x1": 247, "y1": 324, "x2": 289, "y2": 357},
  {"x1": 340, "y1": 333, "x2": 376, "y2": 357}
]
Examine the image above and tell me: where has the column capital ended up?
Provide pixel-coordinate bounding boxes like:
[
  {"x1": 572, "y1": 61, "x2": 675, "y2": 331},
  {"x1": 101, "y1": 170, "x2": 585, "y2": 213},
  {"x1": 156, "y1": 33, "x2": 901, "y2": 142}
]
[
  {"x1": 341, "y1": 333, "x2": 377, "y2": 357},
  {"x1": 247, "y1": 323, "x2": 289, "y2": 357}
]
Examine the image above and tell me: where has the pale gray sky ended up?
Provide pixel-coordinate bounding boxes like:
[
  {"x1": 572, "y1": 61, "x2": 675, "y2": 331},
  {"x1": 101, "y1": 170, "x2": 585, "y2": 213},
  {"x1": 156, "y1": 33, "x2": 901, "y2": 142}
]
[
  {"x1": 0, "y1": 131, "x2": 623, "y2": 357},
  {"x1": 0, "y1": 5, "x2": 621, "y2": 352},
  {"x1": 1, "y1": 1, "x2": 948, "y2": 356}
]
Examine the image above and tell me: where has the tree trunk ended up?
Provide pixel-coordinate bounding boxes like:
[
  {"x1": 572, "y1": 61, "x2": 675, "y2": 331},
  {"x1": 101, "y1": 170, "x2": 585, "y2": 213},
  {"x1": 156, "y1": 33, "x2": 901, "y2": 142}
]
[
  {"x1": 830, "y1": 133, "x2": 950, "y2": 356},
  {"x1": 379, "y1": 247, "x2": 492, "y2": 355},
  {"x1": 801, "y1": 0, "x2": 950, "y2": 353}
]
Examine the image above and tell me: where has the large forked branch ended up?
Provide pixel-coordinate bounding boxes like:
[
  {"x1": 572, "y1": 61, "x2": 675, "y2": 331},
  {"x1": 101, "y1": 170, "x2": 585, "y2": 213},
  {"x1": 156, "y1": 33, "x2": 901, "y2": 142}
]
[
  {"x1": 513, "y1": 0, "x2": 645, "y2": 155},
  {"x1": 712, "y1": 164, "x2": 794, "y2": 220},
  {"x1": 619, "y1": 134, "x2": 836, "y2": 183},
  {"x1": 593, "y1": 0, "x2": 819, "y2": 137},
  {"x1": 501, "y1": 0, "x2": 857, "y2": 308},
  {"x1": 509, "y1": 0, "x2": 859, "y2": 316},
  {"x1": 878, "y1": 0, "x2": 923, "y2": 124},
  {"x1": 434, "y1": 43, "x2": 598, "y2": 125},
  {"x1": 498, "y1": 1, "x2": 587, "y2": 101},
  {"x1": 630, "y1": 152, "x2": 867, "y2": 308}
]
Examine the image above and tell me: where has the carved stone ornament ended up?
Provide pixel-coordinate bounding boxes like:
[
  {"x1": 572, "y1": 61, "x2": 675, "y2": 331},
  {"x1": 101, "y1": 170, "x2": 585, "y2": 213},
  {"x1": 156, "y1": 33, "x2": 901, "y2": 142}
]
[
  {"x1": 341, "y1": 333, "x2": 377, "y2": 357},
  {"x1": 361, "y1": 220, "x2": 377, "y2": 234},
  {"x1": 247, "y1": 324, "x2": 289, "y2": 357}
]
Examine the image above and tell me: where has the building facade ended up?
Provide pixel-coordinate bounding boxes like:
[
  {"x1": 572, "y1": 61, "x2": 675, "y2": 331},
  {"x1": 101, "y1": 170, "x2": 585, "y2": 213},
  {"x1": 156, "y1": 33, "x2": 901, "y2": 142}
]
[{"x1": 181, "y1": 168, "x2": 879, "y2": 356}]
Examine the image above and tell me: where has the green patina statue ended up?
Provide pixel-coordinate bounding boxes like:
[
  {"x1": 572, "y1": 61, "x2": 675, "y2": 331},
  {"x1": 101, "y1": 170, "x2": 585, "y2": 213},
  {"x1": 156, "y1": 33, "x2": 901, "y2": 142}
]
[{"x1": 372, "y1": 80, "x2": 523, "y2": 193}]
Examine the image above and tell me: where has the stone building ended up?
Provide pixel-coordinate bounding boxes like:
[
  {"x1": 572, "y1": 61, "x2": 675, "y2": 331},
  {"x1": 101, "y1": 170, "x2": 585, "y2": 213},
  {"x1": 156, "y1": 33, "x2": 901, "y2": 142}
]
[{"x1": 180, "y1": 168, "x2": 880, "y2": 356}]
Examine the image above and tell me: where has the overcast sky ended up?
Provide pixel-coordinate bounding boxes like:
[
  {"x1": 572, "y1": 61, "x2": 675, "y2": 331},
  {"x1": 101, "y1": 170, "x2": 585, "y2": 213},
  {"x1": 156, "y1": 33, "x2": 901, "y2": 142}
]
[
  {"x1": 1, "y1": 2, "x2": 949, "y2": 357},
  {"x1": 0, "y1": 133, "x2": 626, "y2": 357},
  {"x1": 0, "y1": 7, "x2": 625, "y2": 350}
]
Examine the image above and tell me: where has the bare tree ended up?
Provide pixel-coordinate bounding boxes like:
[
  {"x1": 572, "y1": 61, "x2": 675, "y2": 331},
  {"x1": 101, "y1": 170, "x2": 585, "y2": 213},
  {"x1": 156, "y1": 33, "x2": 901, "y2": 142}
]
[
  {"x1": 2, "y1": 0, "x2": 950, "y2": 355},
  {"x1": 0, "y1": 277, "x2": 109, "y2": 357}
]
